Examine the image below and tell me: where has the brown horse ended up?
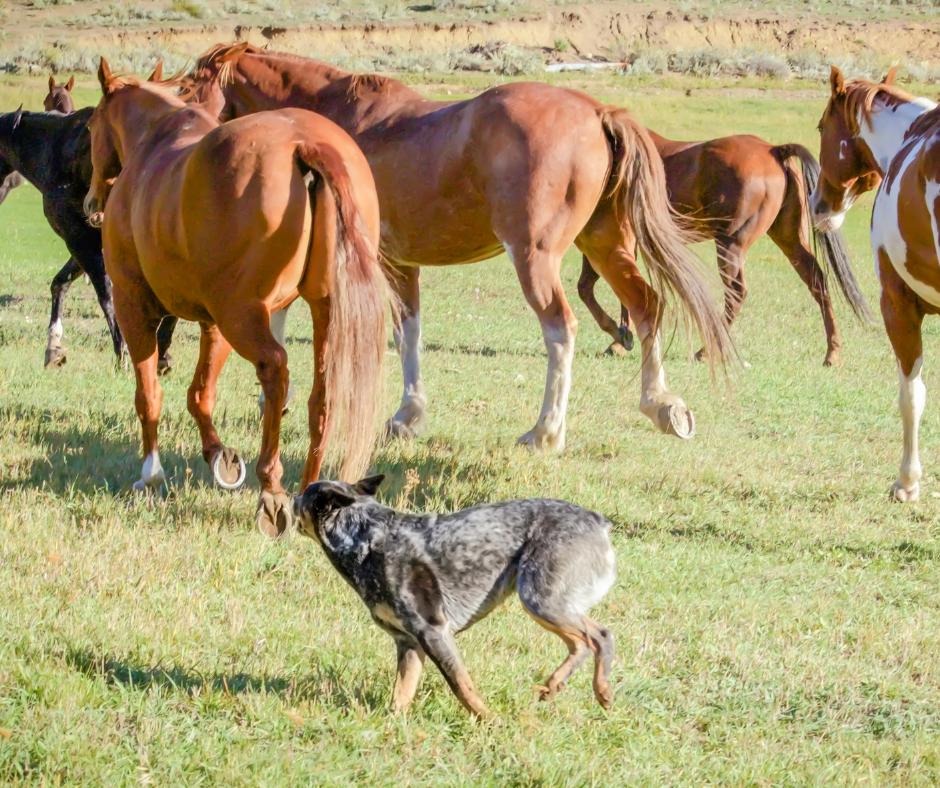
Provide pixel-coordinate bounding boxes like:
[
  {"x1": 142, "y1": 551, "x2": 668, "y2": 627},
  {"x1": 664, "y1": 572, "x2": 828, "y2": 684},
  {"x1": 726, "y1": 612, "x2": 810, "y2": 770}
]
[
  {"x1": 578, "y1": 132, "x2": 872, "y2": 366},
  {"x1": 83, "y1": 58, "x2": 388, "y2": 536},
  {"x1": 45, "y1": 75, "x2": 76, "y2": 113},
  {"x1": 811, "y1": 66, "x2": 940, "y2": 502},
  {"x1": 186, "y1": 44, "x2": 733, "y2": 447}
]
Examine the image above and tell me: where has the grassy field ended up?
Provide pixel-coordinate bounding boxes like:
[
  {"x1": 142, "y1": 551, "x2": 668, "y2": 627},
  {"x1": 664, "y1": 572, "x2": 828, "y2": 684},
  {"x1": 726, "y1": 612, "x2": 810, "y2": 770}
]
[{"x1": 2, "y1": 76, "x2": 940, "y2": 786}]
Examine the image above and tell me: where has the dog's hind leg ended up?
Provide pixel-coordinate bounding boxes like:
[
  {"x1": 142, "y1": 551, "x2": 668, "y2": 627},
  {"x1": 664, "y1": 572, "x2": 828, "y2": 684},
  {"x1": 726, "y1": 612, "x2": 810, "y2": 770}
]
[
  {"x1": 392, "y1": 639, "x2": 426, "y2": 712},
  {"x1": 518, "y1": 527, "x2": 616, "y2": 709}
]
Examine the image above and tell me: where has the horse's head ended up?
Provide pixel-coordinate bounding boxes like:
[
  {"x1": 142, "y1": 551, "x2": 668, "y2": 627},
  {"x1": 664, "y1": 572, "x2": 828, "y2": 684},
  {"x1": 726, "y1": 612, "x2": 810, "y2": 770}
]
[
  {"x1": 811, "y1": 65, "x2": 896, "y2": 232},
  {"x1": 44, "y1": 75, "x2": 75, "y2": 114},
  {"x1": 185, "y1": 42, "x2": 255, "y2": 121},
  {"x1": 84, "y1": 58, "x2": 170, "y2": 227}
]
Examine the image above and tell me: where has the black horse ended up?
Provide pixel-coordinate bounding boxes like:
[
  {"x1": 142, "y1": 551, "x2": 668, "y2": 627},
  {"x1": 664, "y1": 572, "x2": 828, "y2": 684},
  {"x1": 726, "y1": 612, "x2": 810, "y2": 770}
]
[{"x1": 0, "y1": 107, "x2": 176, "y2": 369}]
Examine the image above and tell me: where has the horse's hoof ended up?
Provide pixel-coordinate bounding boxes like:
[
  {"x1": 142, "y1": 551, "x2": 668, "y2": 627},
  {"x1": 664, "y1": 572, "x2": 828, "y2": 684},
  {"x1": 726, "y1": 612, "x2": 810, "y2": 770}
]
[
  {"x1": 385, "y1": 418, "x2": 418, "y2": 440},
  {"x1": 157, "y1": 354, "x2": 174, "y2": 376},
  {"x1": 604, "y1": 342, "x2": 628, "y2": 357},
  {"x1": 44, "y1": 346, "x2": 67, "y2": 368},
  {"x1": 256, "y1": 491, "x2": 292, "y2": 539},
  {"x1": 655, "y1": 404, "x2": 695, "y2": 440},
  {"x1": 890, "y1": 481, "x2": 919, "y2": 503},
  {"x1": 823, "y1": 352, "x2": 842, "y2": 368},
  {"x1": 517, "y1": 429, "x2": 564, "y2": 453},
  {"x1": 618, "y1": 326, "x2": 634, "y2": 352},
  {"x1": 694, "y1": 348, "x2": 707, "y2": 363},
  {"x1": 212, "y1": 447, "x2": 247, "y2": 490}
]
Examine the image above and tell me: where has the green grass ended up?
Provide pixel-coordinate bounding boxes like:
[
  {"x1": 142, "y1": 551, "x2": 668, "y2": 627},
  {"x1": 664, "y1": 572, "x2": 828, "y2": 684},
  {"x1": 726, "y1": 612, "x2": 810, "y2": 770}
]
[{"x1": 2, "y1": 78, "x2": 940, "y2": 786}]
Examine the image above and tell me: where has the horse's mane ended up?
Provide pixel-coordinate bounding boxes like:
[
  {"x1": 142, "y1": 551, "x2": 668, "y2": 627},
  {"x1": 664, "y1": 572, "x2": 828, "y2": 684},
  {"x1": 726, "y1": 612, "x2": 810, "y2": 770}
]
[
  {"x1": 820, "y1": 78, "x2": 917, "y2": 135},
  {"x1": 192, "y1": 42, "x2": 398, "y2": 98}
]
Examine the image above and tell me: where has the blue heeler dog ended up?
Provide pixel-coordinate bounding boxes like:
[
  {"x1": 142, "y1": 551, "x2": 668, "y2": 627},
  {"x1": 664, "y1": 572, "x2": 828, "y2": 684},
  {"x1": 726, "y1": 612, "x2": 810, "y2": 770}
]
[{"x1": 292, "y1": 475, "x2": 616, "y2": 719}]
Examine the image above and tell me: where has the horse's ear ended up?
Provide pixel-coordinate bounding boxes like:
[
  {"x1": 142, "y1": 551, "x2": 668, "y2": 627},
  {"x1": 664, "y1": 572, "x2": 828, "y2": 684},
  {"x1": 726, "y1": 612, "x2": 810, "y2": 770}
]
[
  {"x1": 148, "y1": 62, "x2": 163, "y2": 82},
  {"x1": 219, "y1": 42, "x2": 251, "y2": 63},
  {"x1": 66, "y1": 76, "x2": 74, "y2": 92},
  {"x1": 830, "y1": 65, "x2": 846, "y2": 97},
  {"x1": 882, "y1": 65, "x2": 899, "y2": 86},
  {"x1": 98, "y1": 57, "x2": 117, "y2": 95},
  {"x1": 12, "y1": 105, "x2": 23, "y2": 130},
  {"x1": 48, "y1": 75, "x2": 56, "y2": 92}
]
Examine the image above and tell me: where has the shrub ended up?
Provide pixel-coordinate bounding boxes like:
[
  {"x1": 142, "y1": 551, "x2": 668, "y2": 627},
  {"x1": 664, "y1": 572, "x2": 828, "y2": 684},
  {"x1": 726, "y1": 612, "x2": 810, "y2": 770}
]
[
  {"x1": 171, "y1": 0, "x2": 207, "y2": 18},
  {"x1": 554, "y1": 38, "x2": 569, "y2": 53}
]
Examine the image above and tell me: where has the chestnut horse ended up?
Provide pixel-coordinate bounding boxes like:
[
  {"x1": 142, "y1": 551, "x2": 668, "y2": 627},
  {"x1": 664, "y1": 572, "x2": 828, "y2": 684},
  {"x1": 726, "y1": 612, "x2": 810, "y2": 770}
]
[
  {"x1": 84, "y1": 59, "x2": 387, "y2": 536},
  {"x1": 45, "y1": 75, "x2": 76, "y2": 113},
  {"x1": 578, "y1": 132, "x2": 872, "y2": 366},
  {"x1": 186, "y1": 44, "x2": 733, "y2": 448},
  {"x1": 811, "y1": 66, "x2": 939, "y2": 501}
]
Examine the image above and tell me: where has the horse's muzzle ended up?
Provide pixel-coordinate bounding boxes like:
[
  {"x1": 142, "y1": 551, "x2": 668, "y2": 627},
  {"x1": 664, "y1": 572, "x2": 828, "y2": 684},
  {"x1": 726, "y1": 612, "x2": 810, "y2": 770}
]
[{"x1": 83, "y1": 192, "x2": 104, "y2": 228}]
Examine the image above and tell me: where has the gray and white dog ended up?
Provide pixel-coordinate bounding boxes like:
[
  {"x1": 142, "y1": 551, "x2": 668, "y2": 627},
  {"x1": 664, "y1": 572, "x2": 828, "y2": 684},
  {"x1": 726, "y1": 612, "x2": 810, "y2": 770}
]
[{"x1": 292, "y1": 475, "x2": 617, "y2": 719}]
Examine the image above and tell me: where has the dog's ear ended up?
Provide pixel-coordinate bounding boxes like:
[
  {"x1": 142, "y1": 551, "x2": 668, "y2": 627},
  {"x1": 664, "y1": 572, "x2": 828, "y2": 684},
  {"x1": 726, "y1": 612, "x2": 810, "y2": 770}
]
[
  {"x1": 354, "y1": 474, "x2": 385, "y2": 497},
  {"x1": 404, "y1": 560, "x2": 445, "y2": 627}
]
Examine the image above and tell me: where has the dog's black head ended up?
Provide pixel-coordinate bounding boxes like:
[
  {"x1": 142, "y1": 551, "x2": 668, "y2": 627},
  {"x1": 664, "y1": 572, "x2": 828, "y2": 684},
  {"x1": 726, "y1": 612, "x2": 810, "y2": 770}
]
[{"x1": 292, "y1": 474, "x2": 385, "y2": 547}]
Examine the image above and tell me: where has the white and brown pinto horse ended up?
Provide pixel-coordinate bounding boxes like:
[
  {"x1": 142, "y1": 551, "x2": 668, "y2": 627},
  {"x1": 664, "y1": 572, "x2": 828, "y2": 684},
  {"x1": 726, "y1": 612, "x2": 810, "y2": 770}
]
[
  {"x1": 84, "y1": 59, "x2": 388, "y2": 536},
  {"x1": 811, "y1": 65, "x2": 940, "y2": 501},
  {"x1": 186, "y1": 44, "x2": 734, "y2": 449}
]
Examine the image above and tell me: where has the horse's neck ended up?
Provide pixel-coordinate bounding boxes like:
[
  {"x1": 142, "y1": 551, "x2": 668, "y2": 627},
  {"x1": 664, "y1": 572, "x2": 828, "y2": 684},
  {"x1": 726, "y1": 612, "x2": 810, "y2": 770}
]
[
  {"x1": 0, "y1": 118, "x2": 56, "y2": 192},
  {"x1": 859, "y1": 96, "x2": 937, "y2": 172}
]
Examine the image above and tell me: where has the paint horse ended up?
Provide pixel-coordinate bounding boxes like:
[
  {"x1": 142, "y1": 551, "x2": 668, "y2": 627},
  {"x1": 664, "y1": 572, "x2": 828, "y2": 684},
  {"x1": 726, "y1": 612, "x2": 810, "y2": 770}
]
[
  {"x1": 186, "y1": 44, "x2": 734, "y2": 449},
  {"x1": 578, "y1": 133, "x2": 872, "y2": 366},
  {"x1": 811, "y1": 65, "x2": 939, "y2": 501},
  {"x1": 84, "y1": 59, "x2": 388, "y2": 537}
]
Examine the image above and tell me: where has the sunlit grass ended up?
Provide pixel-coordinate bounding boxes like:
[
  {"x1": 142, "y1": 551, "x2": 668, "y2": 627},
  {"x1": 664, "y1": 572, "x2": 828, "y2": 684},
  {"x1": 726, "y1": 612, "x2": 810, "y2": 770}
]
[{"x1": 1, "y1": 78, "x2": 939, "y2": 786}]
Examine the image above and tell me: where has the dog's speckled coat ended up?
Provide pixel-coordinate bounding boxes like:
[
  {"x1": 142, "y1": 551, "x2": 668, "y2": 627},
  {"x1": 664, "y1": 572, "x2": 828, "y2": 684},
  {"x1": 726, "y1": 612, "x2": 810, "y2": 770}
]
[{"x1": 293, "y1": 475, "x2": 616, "y2": 719}]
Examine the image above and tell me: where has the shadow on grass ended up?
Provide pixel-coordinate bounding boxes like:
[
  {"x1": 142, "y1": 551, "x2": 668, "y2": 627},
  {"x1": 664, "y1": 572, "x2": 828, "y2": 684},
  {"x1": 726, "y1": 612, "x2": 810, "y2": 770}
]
[
  {"x1": 0, "y1": 404, "x2": 196, "y2": 497},
  {"x1": 65, "y1": 647, "x2": 386, "y2": 710}
]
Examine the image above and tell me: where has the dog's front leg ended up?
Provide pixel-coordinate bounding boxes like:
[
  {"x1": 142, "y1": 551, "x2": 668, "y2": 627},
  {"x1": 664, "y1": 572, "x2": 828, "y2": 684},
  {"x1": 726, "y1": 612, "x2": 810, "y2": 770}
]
[
  {"x1": 418, "y1": 627, "x2": 493, "y2": 720},
  {"x1": 392, "y1": 639, "x2": 426, "y2": 712}
]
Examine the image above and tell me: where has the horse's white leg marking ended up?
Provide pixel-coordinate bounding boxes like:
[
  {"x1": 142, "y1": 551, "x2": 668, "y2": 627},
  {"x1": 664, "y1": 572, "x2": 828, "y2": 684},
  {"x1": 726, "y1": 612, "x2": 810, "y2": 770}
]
[
  {"x1": 388, "y1": 313, "x2": 427, "y2": 436},
  {"x1": 637, "y1": 327, "x2": 695, "y2": 439},
  {"x1": 893, "y1": 356, "x2": 925, "y2": 502},
  {"x1": 258, "y1": 307, "x2": 293, "y2": 415},
  {"x1": 517, "y1": 322, "x2": 576, "y2": 452},
  {"x1": 47, "y1": 318, "x2": 63, "y2": 349},
  {"x1": 133, "y1": 449, "x2": 166, "y2": 492}
]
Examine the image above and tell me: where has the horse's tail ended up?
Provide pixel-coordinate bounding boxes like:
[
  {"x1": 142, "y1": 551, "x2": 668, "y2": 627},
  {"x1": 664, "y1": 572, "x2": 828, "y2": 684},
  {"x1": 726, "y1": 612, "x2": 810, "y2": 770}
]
[
  {"x1": 597, "y1": 106, "x2": 735, "y2": 373},
  {"x1": 771, "y1": 143, "x2": 874, "y2": 324},
  {"x1": 297, "y1": 142, "x2": 387, "y2": 482}
]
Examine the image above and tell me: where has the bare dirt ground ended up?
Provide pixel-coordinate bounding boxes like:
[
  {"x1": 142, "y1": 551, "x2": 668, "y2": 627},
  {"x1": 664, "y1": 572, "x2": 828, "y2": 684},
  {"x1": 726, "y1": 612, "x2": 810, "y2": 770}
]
[{"x1": 2, "y1": 0, "x2": 940, "y2": 79}]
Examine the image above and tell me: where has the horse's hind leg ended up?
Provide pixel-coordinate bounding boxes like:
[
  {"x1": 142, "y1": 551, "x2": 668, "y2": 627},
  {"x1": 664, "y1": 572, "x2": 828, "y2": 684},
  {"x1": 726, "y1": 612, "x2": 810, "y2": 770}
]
[
  {"x1": 257, "y1": 308, "x2": 295, "y2": 417},
  {"x1": 506, "y1": 242, "x2": 577, "y2": 452},
  {"x1": 768, "y1": 207, "x2": 842, "y2": 366},
  {"x1": 694, "y1": 235, "x2": 749, "y2": 363},
  {"x1": 156, "y1": 316, "x2": 179, "y2": 376},
  {"x1": 186, "y1": 322, "x2": 246, "y2": 490},
  {"x1": 216, "y1": 305, "x2": 291, "y2": 537},
  {"x1": 577, "y1": 211, "x2": 695, "y2": 439},
  {"x1": 577, "y1": 254, "x2": 632, "y2": 356},
  {"x1": 45, "y1": 257, "x2": 83, "y2": 368},
  {"x1": 386, "y1": 265, "x2": 427, "y2": 439},
  {"x1": 80, "y1": 248, "x2": 127, "y2": 364}
]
